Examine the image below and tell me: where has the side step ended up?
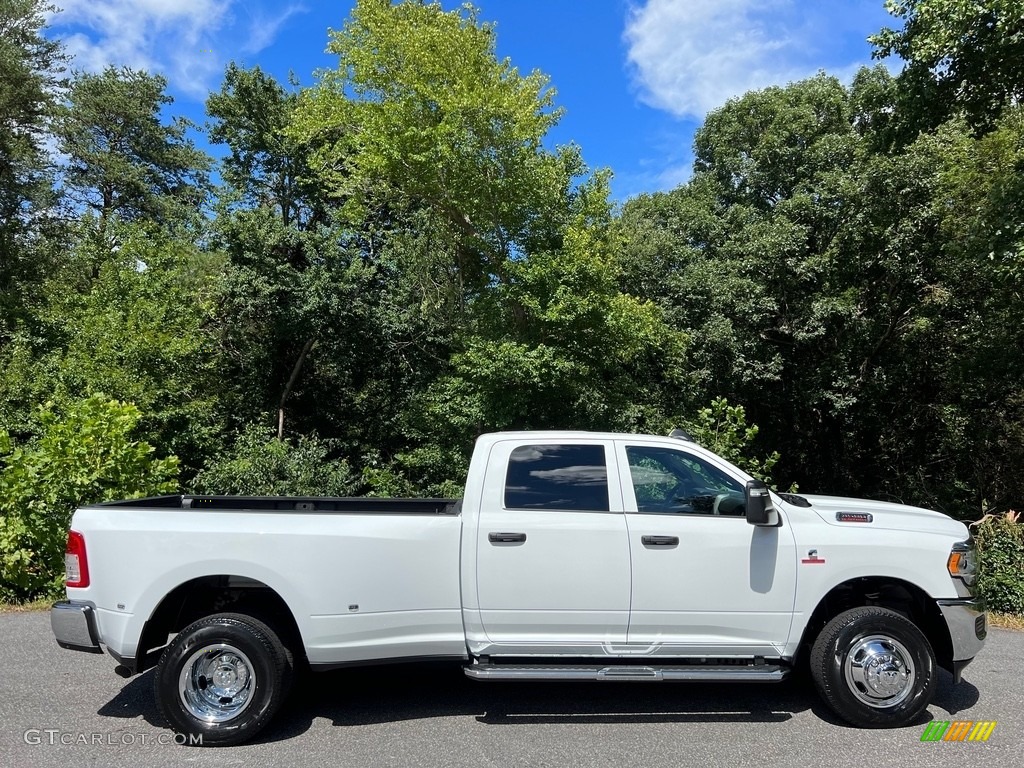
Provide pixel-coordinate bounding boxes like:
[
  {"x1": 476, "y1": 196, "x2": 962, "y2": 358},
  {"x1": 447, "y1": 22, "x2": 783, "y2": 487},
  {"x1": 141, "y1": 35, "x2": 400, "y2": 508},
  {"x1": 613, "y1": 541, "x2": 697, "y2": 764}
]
[{"x1": 464, "y1": 662, "x2": 788, "y2": 683}]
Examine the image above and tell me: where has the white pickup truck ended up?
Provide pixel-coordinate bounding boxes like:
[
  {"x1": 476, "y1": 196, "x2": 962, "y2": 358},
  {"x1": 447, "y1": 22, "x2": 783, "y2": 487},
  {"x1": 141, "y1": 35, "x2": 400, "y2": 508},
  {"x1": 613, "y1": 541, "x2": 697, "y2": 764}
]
[{"x1": 51, "y1": 430, "x2": 986, "y2": 746}]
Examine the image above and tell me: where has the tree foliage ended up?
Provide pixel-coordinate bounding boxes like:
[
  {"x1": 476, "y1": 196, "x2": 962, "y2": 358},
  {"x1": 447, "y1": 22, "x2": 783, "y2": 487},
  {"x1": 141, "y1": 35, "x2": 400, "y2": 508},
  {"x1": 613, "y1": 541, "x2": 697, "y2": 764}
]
[
  {"x1": 872, "y1": 0, "x2": 1024, "y2": 133},
  {"x1": 972, "y1": 510, "x2": 1024, "y2": 615},
  {"x1": 3, "y1": 0, "x2": 1024, "y2": 605},
  {"x1": 618, "y1": 68, "x2": 1024, "y2": 514},
  {"x1": 207, "y1": 64, "x2": 323, "y2": 230},
  {"x1": 0, "y1": 221, "x2": 226, "y2": 475},
  {"x1": 0, "y1": 0, "x2": 64, "y2": 343},
  {"x1": 205, "y1": 62, "x2": 442, "y2": 455},
  {"x1": 192, "y1": 424, "x2": 357, "y2": 497},
  {"x1": 0, "y1": 396, "x2": 178, "y2": 601},
  {"x1": 679, "y1": 399, "x2": 782, "y2": 486},
  {"x1": 54, "y1": 66, "x2": 210, "y2": 229},
  {"x1": 292, "y1": 0, "x2": 583, "y2": 296}
]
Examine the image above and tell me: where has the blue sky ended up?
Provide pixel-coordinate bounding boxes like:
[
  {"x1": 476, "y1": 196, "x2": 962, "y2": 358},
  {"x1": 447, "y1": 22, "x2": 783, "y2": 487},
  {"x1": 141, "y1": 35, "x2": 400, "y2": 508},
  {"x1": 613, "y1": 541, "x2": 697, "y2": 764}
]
[{"x1": 45, "y1": 0, "x2": 899, "y2": 200}]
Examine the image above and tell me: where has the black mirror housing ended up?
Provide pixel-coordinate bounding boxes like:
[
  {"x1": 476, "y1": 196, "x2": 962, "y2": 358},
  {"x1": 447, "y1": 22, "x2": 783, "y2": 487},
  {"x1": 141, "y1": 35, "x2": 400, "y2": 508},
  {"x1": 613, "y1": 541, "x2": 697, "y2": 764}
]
[{"x1": 745, "y1": 480, "x2": 776, "y2": 526}]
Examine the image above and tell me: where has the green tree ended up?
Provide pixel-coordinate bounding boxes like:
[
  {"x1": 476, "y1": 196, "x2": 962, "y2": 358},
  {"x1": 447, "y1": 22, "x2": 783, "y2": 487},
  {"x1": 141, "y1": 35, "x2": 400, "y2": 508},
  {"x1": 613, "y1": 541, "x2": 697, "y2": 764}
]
[
  {"x1": 910, "y1": 111, "x2": 1024, "y2": 513},
  {"x1": 0, "y1": 221, "x2": 227, "y2": 475},
  {"x1": 618, "y1": 74, "x2": 950, "y2": 502},
  {"x1": 619, "y1": 64, "x2": 1024, "y2": 517},
  {"x1": 972, "y1": 511, "x2": 1024, "y2": 615},
  {"x1": 871, "y1": 0, "x2": 1024, "y2": 133},
  {"x1": 291, "y1": 0, "x2": 583, "y2": 297},
  {"x1": 0, "y1": 0, "x2": 64, "y2": 344},
  {"x1": 206, "y1": 64, "x2": 447, "y2": 455},
  {"x1": 0, "y1": 396, "x2": 178, "y2": 601},
  {"x1": 693, "y1": 73, "x2": 856, "y2": 209},
  {"x1": 282, "y1": 0, "x2": 694, "y2": 493},
  {"x1": 209, "y1": 212, "x2": 326, "y2": 439},
  {"x1": 207, "y1": 64, "x2": 324, "y2": 230},
  {"x1": 207, "y1": 64, "x2": 335, "y2": 439},
  {"x1": 388, "y1": 178, "x2": 690, "y2": 493},
  {"x1": 53, "y1": 66, "x2": 210, "y2": 233}
]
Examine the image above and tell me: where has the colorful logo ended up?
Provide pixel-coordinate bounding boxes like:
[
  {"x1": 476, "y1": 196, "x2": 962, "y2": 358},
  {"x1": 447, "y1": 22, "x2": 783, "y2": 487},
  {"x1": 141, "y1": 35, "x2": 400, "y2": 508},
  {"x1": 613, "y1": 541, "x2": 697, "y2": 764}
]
[
  {"x1": 801, "y1": 548, "x2": 826, "y2": 564},
  {"x1": 920, "y1": 721, "x2": 996, "y2": 742}
]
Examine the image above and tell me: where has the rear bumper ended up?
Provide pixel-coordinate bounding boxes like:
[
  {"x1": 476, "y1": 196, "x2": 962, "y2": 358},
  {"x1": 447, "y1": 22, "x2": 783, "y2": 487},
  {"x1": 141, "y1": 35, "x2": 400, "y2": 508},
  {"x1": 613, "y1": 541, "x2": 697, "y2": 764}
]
[
  {"x1": 51, "y1": 600, "x2": 103, "y2": 654},
  {"x1": 937, "y1": 598, "x2": 987, "y2": 681}
]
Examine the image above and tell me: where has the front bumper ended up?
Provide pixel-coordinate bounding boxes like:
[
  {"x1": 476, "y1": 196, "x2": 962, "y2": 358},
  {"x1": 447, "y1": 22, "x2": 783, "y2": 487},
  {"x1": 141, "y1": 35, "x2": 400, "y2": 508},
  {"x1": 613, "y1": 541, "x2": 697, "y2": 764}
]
[
  {"x1": 937, "y1": 598, "x2": 987, "y2": 682},
  {"x1": 51, "y1": 600, "x2": 103, "y2": 654}
]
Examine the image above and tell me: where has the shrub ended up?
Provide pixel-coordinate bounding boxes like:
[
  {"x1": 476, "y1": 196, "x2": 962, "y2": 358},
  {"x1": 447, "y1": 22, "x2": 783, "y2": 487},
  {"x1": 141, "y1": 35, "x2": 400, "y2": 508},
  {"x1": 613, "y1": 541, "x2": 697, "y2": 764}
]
[
  {"x1": 191, "y1": 424, "x2": 358, "y2": 497},
  {"x1": 0, "y1": 396, "x2": 179, "y2": 602},
  {"x1": 972, "y1": 510, "x2": 1024, "y2": 615},
  {"x1": 678, "y1": 397, "x2": 783, "y2": 486}
]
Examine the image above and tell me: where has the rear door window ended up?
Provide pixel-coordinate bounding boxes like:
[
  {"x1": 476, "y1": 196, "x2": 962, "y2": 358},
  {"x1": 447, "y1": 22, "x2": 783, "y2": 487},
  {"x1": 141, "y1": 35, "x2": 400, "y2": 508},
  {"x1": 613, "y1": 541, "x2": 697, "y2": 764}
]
[{"x1": 504, "y1": 444, "x2": 610, "y2": 511}]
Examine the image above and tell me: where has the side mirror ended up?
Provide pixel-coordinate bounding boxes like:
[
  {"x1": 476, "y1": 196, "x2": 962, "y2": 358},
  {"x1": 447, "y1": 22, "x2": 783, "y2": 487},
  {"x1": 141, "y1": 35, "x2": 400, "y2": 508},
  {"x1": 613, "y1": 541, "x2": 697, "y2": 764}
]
[{"x1": 745, "y1": 480, "x2": 778, "y2": 526}]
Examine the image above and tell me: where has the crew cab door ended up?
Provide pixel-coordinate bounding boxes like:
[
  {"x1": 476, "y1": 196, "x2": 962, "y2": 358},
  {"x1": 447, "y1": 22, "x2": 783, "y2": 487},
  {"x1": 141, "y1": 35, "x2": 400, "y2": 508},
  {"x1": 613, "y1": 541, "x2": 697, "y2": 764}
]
[
  {"x1": 471, "y1": 439, "x2": 631, "y2": 654},
  {"x1": 615, "y1": 440, "x2": 797, "y2": 656}
]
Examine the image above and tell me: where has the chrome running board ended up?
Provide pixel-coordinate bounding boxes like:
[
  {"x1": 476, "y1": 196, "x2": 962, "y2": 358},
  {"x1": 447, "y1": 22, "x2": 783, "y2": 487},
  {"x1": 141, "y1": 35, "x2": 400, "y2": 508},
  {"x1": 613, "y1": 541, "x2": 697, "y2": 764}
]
[{"x1": 464, "y1": 662, "x2": 788, "y2": 683}]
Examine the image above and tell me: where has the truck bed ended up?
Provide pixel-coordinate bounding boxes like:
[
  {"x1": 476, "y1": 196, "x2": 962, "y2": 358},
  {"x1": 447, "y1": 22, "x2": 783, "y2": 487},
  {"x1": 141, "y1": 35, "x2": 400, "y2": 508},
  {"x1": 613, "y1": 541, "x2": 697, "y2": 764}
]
[
  {"x1": 92, "y1": 494, "x2": 460, "y2": 515},
  {"x1": 70, "y1": 495, "x2": 467, "y2": 667}
]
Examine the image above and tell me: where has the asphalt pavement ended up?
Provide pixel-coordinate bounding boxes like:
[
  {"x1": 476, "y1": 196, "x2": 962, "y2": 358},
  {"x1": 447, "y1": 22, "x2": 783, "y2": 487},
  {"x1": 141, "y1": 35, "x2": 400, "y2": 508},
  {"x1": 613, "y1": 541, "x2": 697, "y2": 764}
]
[{"x1": 0, "y1": 610, "x2": 1020, "y2": 768}]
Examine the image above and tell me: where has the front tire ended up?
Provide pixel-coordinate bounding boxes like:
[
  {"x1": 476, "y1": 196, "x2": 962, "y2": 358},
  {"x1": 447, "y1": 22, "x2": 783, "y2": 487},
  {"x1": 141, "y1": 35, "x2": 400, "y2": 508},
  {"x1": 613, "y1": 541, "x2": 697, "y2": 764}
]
[
  {"x1": 155, "y1": 613, "x2": 291, "y2": 746},
  {"x1": 810, "y1": 606, "x2": 936, "y2": 727}
]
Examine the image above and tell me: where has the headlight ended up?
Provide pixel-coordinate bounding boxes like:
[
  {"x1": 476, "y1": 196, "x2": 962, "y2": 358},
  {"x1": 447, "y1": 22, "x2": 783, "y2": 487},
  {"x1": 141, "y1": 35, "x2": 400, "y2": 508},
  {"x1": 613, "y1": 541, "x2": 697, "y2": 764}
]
[{"x1": 947, "y1": 541, "x2": 977, "y2": 589}]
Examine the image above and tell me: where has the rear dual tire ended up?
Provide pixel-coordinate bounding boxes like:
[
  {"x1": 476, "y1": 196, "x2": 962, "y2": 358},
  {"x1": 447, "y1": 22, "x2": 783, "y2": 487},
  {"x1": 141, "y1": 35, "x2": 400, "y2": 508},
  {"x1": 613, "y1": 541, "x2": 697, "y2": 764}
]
[{"x1": 155, "y1": 613, "x2": 291, "y2": 747}]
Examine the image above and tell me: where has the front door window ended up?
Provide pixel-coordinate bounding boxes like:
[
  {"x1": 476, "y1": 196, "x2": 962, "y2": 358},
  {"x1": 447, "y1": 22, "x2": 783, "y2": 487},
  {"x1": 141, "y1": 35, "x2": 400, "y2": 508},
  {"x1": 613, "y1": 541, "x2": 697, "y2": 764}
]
[{"x1": 625, "y1": 445, "x2": 745, "y2": 516}]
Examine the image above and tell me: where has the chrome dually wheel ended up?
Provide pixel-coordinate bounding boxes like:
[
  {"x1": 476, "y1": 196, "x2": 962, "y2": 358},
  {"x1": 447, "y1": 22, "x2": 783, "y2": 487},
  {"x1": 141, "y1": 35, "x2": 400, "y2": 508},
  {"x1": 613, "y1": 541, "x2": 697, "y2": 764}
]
[
  {"x1": 179, "y1": 644, "x2": 257, "y2": 722},
  {"x1": 843, "y1": 634, "x2": 916, "y2": 709}
]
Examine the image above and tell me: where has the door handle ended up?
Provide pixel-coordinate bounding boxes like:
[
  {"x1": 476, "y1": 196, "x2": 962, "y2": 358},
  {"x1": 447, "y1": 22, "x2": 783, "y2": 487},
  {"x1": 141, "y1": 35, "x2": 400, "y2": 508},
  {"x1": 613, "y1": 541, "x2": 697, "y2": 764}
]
[
  {"x1": 641, "y1": 535, "x2": 679, "y2": 547},
  {"x1": 489, "y1": 532, "x2": 527, "y2": 544}
]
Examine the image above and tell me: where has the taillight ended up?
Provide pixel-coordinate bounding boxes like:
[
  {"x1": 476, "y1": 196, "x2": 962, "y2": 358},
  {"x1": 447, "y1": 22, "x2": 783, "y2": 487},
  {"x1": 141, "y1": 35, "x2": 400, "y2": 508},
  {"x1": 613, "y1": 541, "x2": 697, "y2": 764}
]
[{"x1": 65, "y1": 531, "x2": 90, "y2": 588}]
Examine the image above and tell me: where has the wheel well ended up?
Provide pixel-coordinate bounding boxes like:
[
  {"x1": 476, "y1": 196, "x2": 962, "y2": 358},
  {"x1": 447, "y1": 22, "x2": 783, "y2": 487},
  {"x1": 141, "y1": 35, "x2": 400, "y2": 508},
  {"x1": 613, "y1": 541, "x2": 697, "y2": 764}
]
[
  {"x1": 134, "y1": 576, "x2": 305, "y2": 674},
  {"x1": 798, "y1": 577, "x2": 954, "y2": 672}
]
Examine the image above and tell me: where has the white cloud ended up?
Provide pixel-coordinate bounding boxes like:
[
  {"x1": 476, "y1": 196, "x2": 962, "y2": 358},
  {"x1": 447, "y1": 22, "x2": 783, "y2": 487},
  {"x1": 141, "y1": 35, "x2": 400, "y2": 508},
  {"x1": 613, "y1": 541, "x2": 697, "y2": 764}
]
[
  {"x1": 242, "y1": 4, "x2": 307, "y2": 55},
  {"x1": 47, "y1": 1, "x2": 305, "y2": 99},
  {"x1": 653, "y1": 160, "x2": 692, "y2": 190},
  {"x1": 612, "y1": 160, "x2": 693, "y2": 200},
  {"x1": 624, "y1": 0, "x2": 884, "y2": 120}
]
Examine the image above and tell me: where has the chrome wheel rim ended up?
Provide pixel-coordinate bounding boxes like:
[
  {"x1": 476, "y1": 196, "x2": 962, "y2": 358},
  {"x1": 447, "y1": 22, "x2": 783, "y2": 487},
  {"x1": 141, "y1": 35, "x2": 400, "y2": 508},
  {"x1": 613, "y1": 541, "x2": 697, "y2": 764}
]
[
  {"x1": 178, "y1": 644, "x2": 256, "y2": 723},
  {"x1": 843, "y1": 634, "x2": 916, "y2": 709}
]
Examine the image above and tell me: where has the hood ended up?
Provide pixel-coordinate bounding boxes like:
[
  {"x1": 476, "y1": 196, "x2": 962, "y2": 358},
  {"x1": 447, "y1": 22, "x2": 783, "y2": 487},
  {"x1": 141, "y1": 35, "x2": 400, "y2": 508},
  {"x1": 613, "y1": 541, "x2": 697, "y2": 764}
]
[{"x1": 796, "y1": 494, "x2": 969, "y2": 539}]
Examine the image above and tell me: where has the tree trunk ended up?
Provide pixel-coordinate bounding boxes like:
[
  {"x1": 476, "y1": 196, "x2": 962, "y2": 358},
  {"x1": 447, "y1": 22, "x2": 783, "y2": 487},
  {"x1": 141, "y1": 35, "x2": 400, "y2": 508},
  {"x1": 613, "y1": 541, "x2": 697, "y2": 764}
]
[{"x1": 277, "y1": 338, "x2": 316, "y2": 439}]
